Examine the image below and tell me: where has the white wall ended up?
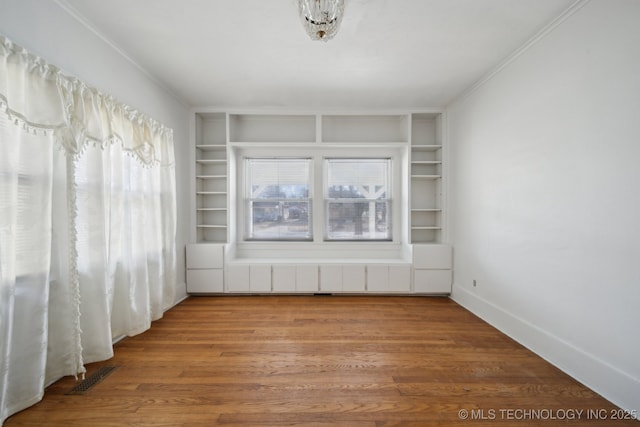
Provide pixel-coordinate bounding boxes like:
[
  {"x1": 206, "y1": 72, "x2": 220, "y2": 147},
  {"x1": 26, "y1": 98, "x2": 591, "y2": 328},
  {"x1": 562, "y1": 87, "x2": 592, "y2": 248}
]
[
  {"x1": 447, "y1": 0, "x2": 640, "y2": 412},
  {"x1": 0, "y1": 0, "x2": 190, "y2": 304}
]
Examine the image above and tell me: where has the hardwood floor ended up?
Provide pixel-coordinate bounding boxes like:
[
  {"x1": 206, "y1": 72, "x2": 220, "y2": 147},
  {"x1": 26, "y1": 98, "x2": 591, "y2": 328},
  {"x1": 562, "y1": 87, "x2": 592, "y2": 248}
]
[{"x1": 6, "y1": 296, "x2": 638, "y2": 426}]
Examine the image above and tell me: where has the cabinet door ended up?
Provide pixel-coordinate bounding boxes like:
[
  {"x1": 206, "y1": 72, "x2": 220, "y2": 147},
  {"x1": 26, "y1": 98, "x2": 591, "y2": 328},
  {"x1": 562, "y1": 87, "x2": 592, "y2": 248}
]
[
  {"x1": 296, "y1": 265, "x2": 318, "y2": 292},
  {"x1": 412, "y1": 244, "x2": 451, "y2": 269},
  {"x1": 226, "y1": 264, "x2": 250, "y2": 292},
  {"x1": 389, "y1": 265, "x2": 411, "y2": 292},
  {"x1": 272, "y1": 265, "x2": 296, "y2": 292},
  {"x1": 250, "y1": 265, "x2": 272, "y2": 292},
  {"x1": 186, "y1": 244, "x2": 224, "y2": 269},
  {"x1": 414, "y1": 269, "x2": 451, "y2": 294},
  {"x1": 343, "y1": 265, "x2": 365, "y2": 292},
  {"x1": 186, "y1": 269, "x2": 223, "y2": 293},
  {"x1": 367, "y1": 265, "x2": 389, "y2": 292},
  {"x1": 320, "y1": 265, "x2": 342, "y2": 292}
]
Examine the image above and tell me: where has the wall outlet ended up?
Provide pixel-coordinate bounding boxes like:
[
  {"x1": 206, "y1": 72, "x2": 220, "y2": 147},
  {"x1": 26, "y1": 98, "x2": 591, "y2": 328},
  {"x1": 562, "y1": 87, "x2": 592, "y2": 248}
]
[{"x1": 473, "y1": 279, "x2": 477, "y2": 287}]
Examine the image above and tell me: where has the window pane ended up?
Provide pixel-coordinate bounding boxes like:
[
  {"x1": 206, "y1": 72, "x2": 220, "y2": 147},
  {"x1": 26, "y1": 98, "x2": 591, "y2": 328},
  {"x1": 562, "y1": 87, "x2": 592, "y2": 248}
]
[
  {"x1": 325, "y1": 159, "x2": 391, "y2": 241},
  {"x1": 246, "y1": 158, "x2": 311, "y2": 240},
  {"x1": 326, "y1": 200, "x2": 390, "y2": 240}
]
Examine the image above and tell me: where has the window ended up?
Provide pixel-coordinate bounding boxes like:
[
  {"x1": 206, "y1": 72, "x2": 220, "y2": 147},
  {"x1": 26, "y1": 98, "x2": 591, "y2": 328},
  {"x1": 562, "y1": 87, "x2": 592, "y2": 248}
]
[
  {"x1": 325, "y1": 158, "x2": 391, "y2": 241},
  {"x1": 244, "y1": 156, "x2": 394, "y2": 242},
  {"x1": 245, "y1": 158, "x2": 312, "y2": 240}
]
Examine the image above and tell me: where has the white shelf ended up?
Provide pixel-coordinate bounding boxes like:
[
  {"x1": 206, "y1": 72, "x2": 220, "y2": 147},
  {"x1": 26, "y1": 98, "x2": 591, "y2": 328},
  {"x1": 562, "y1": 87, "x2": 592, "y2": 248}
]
[
  {"x1": 229, "y1": 114, "x2": 316, "y2": 143},
  {"x1": 196, "y1": 144, "x2": 226, "y2": 150},
  {"x1": 411, "y1": 175, "x2": 441, "y2": 179},
  {"x1": 411, "y1": 145, "x2": 442, "y2": 151},
  {"x1": 322, "y1": 114, "x2": 409, "y2": 143},
  {"x1": 196, "y1": 159, "x2": 227, "y2": 164}
]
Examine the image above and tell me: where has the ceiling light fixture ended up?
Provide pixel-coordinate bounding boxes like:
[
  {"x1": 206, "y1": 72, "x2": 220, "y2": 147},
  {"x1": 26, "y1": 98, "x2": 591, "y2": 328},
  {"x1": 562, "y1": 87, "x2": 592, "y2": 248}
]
[{"x1": 298, "y1": 0, "x2": 345, "y2": 41}]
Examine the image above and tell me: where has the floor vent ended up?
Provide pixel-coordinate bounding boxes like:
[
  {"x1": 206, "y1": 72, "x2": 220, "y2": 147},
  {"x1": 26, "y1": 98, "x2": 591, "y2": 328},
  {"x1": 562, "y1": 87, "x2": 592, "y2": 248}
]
[{"x1": 66, "y1": 365, "x2": 118, "y2": 395}]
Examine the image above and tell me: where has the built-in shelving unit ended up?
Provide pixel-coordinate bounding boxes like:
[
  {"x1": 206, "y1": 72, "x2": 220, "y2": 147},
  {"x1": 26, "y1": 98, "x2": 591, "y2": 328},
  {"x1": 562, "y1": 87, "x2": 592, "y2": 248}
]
[
  {"x1": 194, "y1": 112, "x2": 228, "y2": 243},
  {"x1": 193, "y1": 111, "x2": 444, "y2": 244},
  {"x1": 410, "y1": 113, "x2": 443, "y2": 243},
  {"x1": 189, "y1": 111, "x2": 450, "y2": 294}
]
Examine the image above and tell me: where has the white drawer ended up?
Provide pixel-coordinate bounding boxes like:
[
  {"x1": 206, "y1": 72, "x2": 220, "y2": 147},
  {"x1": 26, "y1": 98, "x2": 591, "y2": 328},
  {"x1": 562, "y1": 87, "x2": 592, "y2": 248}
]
[{"x1": 186, "y1": 269, "x2": 223, "y2": 293}]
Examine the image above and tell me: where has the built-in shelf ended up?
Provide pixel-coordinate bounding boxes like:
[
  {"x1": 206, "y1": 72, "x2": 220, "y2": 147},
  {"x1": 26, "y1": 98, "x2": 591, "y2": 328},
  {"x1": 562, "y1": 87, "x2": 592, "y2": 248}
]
[
  {"x1": 410, "y1": 113, "x2": 443, "y2": 243},
  {"x1": 229, "y1": 114, "x2": 316, "y2": 143},
  {"x1": 322, "y1": 114, "x2": 409, "y2": 143},
  {"x1": 192, "y1": 111, "x2": 445, "y2": 245},
  {"x1": 194, "y1": 112, "x2": 228, "y2": 243},
  {"x1": 189, "y1": 111, "x2": 451, "y2": 295},
  {"x1": 411, "y1": 145, "x2": 442, "y2": 151},
  {"x1": 196, "y1": 159, "x2": 227, "y2": 164},
  {"x1": 196, "y1": 144, "x2": 226, "y2": 150},
  {"x1": 411, "y1": 175, "x2": 441, "y2": 179}
]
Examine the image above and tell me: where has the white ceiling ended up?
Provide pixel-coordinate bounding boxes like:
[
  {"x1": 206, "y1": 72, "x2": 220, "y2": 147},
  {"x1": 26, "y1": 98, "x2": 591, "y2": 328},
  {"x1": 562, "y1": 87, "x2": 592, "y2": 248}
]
[{"x1": 61, "y1": 0, "x2": 576, "y2": 110}]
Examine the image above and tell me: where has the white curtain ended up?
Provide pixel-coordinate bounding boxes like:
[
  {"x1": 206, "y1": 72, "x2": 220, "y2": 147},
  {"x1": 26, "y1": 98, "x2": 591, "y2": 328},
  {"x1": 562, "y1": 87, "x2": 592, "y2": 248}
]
[{"x1": 0, "y1": 35, "x2": 176, "y2": 424}]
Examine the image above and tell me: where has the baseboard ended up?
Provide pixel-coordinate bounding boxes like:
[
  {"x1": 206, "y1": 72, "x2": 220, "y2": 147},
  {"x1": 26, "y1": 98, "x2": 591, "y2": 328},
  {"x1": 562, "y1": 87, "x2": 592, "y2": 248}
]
[
  {"x1": 169, "y1": 290, "x2": 189, "y2": 309},
  {"x1": 450, "y1": 284, "x2": 640, "y2": 414}
]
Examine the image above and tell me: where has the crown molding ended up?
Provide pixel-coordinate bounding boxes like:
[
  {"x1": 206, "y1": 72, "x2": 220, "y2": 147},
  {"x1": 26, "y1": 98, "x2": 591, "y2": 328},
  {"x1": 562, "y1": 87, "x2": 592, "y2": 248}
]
[
  {"x1": 53, "y1": 0, "x2": 190, "y2": 109},
  {"x1": 448, "y1": 0, "x2": 591, "y2": 108}
]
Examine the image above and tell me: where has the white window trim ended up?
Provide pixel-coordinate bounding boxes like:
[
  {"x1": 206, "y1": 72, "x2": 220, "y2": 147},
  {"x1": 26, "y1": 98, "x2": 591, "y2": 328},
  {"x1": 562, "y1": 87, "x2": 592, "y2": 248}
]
[
  {"x1": 231, "y1": 144, "x2": 409, "y2": 261},
  {"x1": 324, "y1": 158, "x2": 392, "y2": 242}
]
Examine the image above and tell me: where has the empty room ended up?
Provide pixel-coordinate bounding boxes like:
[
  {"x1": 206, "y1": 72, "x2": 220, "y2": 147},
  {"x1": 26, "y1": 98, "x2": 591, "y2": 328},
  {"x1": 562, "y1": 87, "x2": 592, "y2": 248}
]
[{"x1": 1, "y1": 0, "x2": 638, "y2": 425}]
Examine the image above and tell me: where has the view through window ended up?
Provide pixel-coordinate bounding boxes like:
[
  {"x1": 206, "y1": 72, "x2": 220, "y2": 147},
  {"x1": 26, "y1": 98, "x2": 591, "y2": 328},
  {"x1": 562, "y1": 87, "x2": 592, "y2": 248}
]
[
  {"x1": 325, "y1": 158, "x2": 391, "y2": 241},
  {"x1": 246, "y1": 158, "x2": 312, "y2": 240},
  {"x1": 245, "y1": 157, "x2": 391, "y2": 242}
]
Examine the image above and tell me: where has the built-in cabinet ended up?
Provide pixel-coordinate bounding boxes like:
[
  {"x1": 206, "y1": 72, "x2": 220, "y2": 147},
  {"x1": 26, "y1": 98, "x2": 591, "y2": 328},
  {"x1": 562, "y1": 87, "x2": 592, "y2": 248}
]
[
  {"x1": 185, "y1": 244, "x2": 224, "y2": 293},
  {"x1": 412, "y1": 244, "x2": 452, "y2": 293},
  {"x1": 367, "y1": 264, "x2": 411, "y2": 293},
  {"x1": 319, "y1": 265, "x2": 366, "y2": 292},
  {"x1": 213, "y1": 261, "x2": 446, "y2": 294},
  {"x1": 188, "y1": 111, "x2": 451, "y2": 294}
]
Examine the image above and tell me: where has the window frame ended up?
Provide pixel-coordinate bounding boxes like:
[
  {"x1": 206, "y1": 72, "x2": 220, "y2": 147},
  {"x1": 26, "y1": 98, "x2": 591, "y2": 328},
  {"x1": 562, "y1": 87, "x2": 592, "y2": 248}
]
[
  {"x1": 244, "y1": 157, "x2": 313, "y2": 241},
  {"x1": 234, "y1": 145, "x2": 405, "y2": 256},
  {"x1": 324, "y1": 158, "x2": 392, "y2": 242}
]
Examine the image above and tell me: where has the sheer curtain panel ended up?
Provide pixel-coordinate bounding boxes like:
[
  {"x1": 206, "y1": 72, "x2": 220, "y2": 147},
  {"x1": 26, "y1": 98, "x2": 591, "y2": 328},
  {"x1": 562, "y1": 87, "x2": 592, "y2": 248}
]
[{"x1": 0, "y1": 35, "x2": 176, "y2": 424}]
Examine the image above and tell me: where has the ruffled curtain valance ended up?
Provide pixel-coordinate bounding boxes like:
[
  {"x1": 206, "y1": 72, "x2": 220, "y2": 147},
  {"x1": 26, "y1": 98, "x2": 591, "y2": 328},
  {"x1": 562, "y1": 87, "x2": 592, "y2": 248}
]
[{"x1": 0, "y1": 35, "x2": 172, "y2": 165}]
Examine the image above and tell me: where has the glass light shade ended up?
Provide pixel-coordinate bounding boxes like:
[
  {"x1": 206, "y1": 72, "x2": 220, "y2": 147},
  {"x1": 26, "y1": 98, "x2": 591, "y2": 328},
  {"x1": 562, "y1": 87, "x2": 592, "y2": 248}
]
[{"x1": 298, "y1": 0, "x2": 345, "y2": 41}]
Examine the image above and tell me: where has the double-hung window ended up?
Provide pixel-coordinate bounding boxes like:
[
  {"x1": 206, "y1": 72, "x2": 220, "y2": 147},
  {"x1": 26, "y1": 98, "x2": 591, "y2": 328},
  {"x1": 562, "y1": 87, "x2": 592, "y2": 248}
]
[
  {"x1": 245, "y1": 158, "x2": 312, "y2": 240},
  {"x1": 325, "y1": 158, "x2": 391, "y2": 241},
  {"x1": 244, "y1": 156, "x2": 393, "y2": 242}
]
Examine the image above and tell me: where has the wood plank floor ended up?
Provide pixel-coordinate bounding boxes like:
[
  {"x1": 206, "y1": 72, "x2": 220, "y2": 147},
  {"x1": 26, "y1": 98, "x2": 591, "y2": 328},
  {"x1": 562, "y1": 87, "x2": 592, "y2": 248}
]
[{"x1": 6, "y1": 296, "x2": 638, "y2": 426}]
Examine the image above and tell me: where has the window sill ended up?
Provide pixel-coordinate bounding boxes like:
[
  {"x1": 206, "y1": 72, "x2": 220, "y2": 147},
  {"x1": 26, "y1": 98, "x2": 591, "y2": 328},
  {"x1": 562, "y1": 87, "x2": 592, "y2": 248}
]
[{"x1": 228, "y1": 241, "x2": 411, "y2": 264}]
